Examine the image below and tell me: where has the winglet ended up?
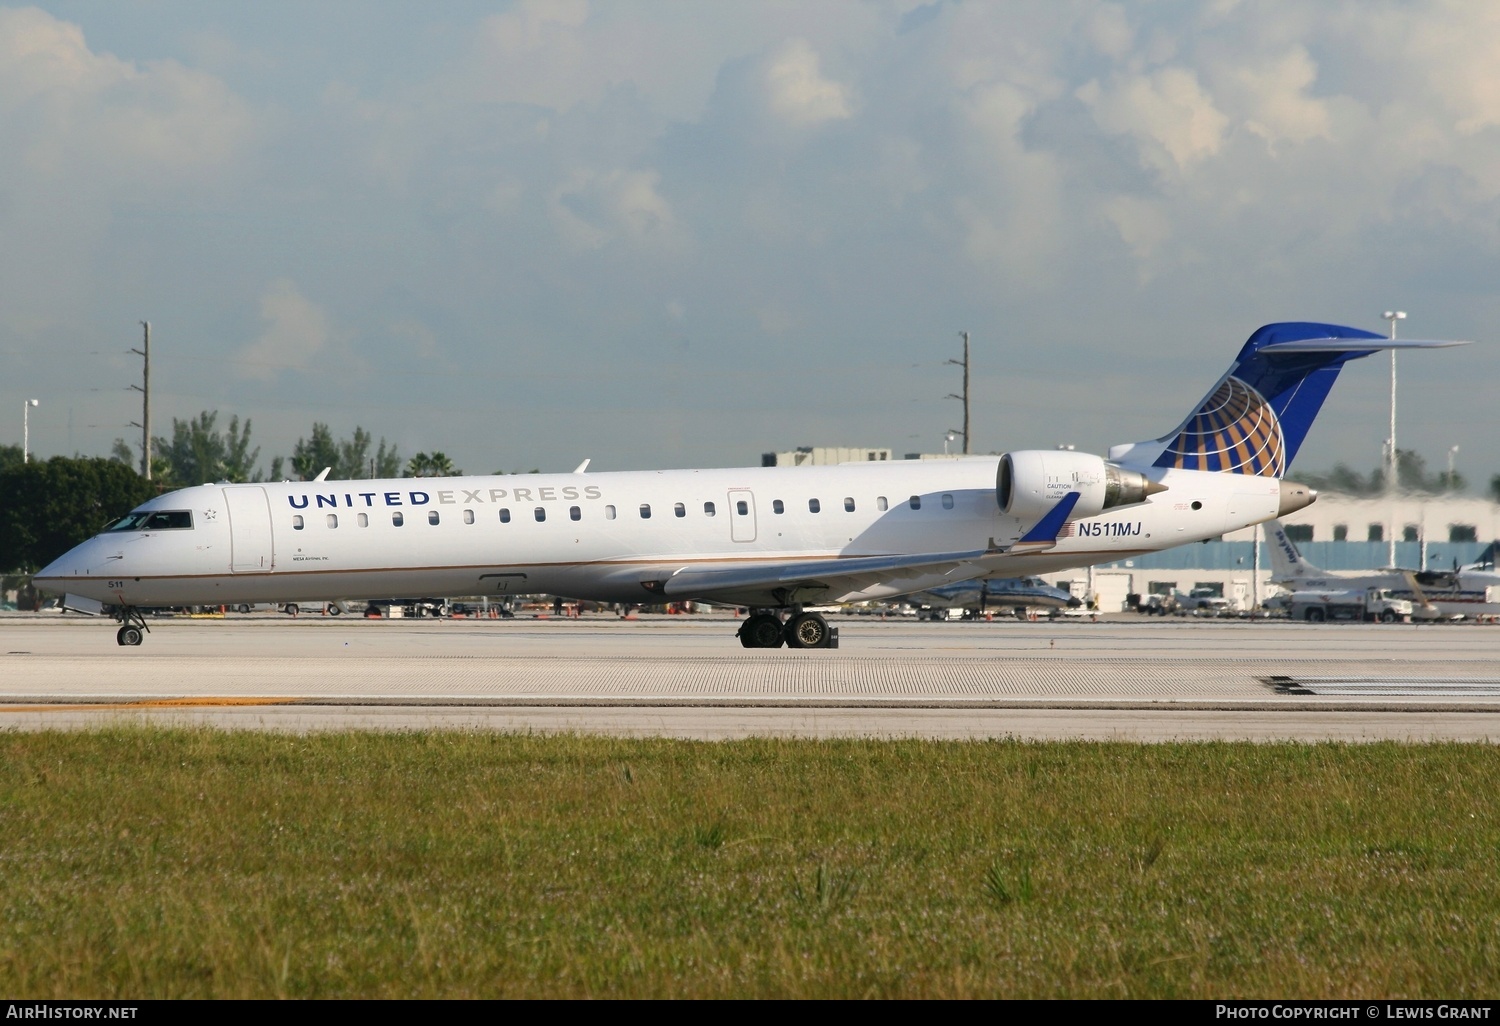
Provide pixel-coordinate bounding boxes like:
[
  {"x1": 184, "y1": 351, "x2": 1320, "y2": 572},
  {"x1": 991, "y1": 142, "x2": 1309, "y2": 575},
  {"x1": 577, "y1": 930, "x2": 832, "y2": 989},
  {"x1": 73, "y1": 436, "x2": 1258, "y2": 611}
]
[
  {"x1": 1007, "y1": 492, "x2": 1081, "y2": 554},
  {"x1": 313, "y1": 467, "x2": 331, "y2": 482},
  {"x1": 573, "y1": 459, "x2": 591, "y2": 474}
]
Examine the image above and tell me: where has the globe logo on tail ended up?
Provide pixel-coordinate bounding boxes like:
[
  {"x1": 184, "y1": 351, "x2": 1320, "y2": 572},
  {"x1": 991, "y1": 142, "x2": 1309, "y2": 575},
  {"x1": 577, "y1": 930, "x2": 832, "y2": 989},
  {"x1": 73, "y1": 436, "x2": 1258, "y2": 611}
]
[{"x1": 1160, "y1": 376, "x2": 1285, "y2": 476}]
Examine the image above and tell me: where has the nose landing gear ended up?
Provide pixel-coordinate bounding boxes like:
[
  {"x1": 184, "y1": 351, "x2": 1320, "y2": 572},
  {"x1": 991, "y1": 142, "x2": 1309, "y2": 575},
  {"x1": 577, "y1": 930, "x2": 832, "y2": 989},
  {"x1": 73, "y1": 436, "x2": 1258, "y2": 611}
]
[{"x1": 113, "y1": 607, "x2": 150, "y2": 647}]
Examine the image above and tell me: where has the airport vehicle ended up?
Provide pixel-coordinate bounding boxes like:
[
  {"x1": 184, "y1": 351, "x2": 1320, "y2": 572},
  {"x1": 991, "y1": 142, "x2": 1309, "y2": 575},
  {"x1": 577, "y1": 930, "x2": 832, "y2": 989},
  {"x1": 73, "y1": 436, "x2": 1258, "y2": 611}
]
[
  {"x1": 35, "y1": 322, "x2": 1464, "y2": 650},
  {"x1": 1288, "y1": 587, "x2": 1413, "y2": 623},
  {"x1": 907, "y1": 576, "x2": 1081, "y2": 620},
  {"x1": 1266, "y1": 520, "x2": 1500, "y2": 620}
]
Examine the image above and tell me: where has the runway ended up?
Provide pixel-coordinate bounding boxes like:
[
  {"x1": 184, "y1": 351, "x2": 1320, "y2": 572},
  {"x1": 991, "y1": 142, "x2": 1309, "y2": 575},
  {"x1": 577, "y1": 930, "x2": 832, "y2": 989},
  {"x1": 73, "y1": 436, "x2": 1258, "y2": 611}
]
[{"x1": 4, "y1": 612, "x2": 1500, "y2": 739}]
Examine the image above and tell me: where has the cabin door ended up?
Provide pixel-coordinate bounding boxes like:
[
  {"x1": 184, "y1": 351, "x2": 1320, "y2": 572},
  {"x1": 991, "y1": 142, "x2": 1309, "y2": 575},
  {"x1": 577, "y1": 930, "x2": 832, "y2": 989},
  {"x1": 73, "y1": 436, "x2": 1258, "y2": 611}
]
[
  {"x1": 728, "y1": 489, "x2": 757, "y2": 543},
  {"x1": 223, "y1": 486, "x2": 275, "y2": 573}
]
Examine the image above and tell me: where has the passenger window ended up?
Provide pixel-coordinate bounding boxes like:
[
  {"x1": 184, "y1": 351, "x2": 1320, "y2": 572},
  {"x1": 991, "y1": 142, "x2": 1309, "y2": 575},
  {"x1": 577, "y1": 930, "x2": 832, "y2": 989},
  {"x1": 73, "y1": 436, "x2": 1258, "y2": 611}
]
[
  {"x1": 876, "y1": 496, "x2": 888, "y2": 511},
  {"x1": 292, "y1": 515, "x2": 304, "y2": 530},
  {"x1": 535, "y1": 507, "x2": 546, "y2": 522},
  {"x1": 909, "y1": 495, "x2": 921, "y2": 510},
  {"x1": 773, "y1": 499, "x2": 784, "y2": 514},
  {"x1": 357, "y1": 513, "x2": 368, "y2": 527},
  {"x1": 499, "y1": 508, "x2": 511, "y2": 524},
  {"x1": 605, "y1": 505, "x2": 617, "y2": 520},
  {"x1": 674, "y1": 502, "x2": 686, "y2": 518},
  {"x1": 704, "y1": 501, "x2": 716, "y2": 517},
  {"x1": 809, "y1": 498, "x2": 821, "y2": 513},
  {"x1": 428, "y1": 510, "x2": 440, "y2": 525},
  {"x1": 327, "y1": 514, "x2": 338, "y2": 528},
  {"x1": 942, "y1": 493, "x2": 954, "y2": 510},
  {"x1": 463, "y1": 509, "x2": 475, "y2": 525},
  {"x1": 844, "y1": 497, "x2": 855, "y2": 512},
  {"x1": 736, "y1": 500, "x2": 748, "y2": 515},
  {"x1": 570, "y1": 506, "x2": 581, "y2": 521},
  {"x1": 640, "y1": 504, "x2": 651, "y2": 519},
  {"x1": 393, "y1": 512, "x2": 404, "y2": 527}
]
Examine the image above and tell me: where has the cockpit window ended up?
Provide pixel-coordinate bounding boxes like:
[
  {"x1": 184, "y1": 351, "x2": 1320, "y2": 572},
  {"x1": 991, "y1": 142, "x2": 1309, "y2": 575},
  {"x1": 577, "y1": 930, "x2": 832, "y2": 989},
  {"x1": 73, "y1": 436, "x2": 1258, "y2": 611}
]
[{"x1": 108, "y1": 510, "x2": 193, "y2": 531}]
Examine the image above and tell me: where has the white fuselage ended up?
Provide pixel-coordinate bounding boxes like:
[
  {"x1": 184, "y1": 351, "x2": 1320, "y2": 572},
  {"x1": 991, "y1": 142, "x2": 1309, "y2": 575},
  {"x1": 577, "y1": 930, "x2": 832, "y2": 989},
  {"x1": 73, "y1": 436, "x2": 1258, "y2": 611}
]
[{"x1": 38, "y1": 459, "x2": 1284, "y2": 610}]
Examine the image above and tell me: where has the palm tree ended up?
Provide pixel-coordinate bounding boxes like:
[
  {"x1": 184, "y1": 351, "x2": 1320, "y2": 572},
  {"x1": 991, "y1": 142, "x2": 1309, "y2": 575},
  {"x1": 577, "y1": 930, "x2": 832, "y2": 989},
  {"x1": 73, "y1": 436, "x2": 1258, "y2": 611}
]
[{"x1": 406, "y1": 452, "x2": 462, "y2": 478}]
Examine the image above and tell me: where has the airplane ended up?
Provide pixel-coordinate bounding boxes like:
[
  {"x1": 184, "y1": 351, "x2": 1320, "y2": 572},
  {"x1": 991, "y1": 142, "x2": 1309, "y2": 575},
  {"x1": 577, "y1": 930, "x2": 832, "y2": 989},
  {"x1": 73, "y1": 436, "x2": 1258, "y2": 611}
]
[
  {"x1": 1265, "y1": 519, "x2": 1500, "y2": 620},
  {"x1": 906, "y1": 576, "x2": 1081, "y2": 619},
  {"x1": 34, "y1": 321, "x2": 1466, "y2": 650}
]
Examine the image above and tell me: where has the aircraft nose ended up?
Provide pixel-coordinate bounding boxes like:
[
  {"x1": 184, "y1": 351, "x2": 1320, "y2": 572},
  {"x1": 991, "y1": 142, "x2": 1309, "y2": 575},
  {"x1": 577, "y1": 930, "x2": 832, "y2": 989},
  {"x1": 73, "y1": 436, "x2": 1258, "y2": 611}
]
[{"x1": 32, "y1": 537, "x2": 116, "y2": 595}]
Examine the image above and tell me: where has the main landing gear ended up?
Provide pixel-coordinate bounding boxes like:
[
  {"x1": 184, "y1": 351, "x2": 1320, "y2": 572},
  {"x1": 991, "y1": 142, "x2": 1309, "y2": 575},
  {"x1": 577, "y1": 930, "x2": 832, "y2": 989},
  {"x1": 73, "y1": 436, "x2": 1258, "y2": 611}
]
[
  {"x1": 114, "y1": 606, "x2": 150, "y2": 647},
  {"x1": 736, "y1": 609, "x2": 839, "y2": 650}
]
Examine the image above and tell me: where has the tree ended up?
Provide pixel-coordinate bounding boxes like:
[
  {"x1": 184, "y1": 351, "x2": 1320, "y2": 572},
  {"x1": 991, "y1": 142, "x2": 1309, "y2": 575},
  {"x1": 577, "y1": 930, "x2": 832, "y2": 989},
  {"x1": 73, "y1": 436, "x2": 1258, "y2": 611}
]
[
  {"x1": 286, "y1": 423, "x2": 401, "y2": 480},
  {"x1": 406, "y1": 451, "x2": 461, "y2": 477},
  {"x1": 114, "y1": 411, "x2": 263, "y2": 485},
  {"x1": 0, "y1": 444, "x2": 21, "y2": 474},
  {"x1": 0, "y1": 457, "x2": 157, "y2": 573},
  {"x1": 1303, "y1": 450, "x2": 1466, "y2": 496}
]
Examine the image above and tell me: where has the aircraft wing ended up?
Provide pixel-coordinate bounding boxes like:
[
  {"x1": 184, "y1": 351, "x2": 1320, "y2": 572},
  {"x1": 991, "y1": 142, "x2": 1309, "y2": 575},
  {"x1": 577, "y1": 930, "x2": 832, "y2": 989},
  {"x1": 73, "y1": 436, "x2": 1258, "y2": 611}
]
[{"x1": 627, "y1": 548, "x2": 994, "y2": 606}]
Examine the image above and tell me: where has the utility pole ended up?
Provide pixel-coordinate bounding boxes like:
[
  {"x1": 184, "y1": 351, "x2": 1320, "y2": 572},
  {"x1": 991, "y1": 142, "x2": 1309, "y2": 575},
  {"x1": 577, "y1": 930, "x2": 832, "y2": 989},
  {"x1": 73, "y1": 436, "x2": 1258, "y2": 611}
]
[
  {"x1": 946, "y1": 330, "x2": 971, "y2": 454},
  {"x1": 129, "y1": 321, "x2": 151, "y2": 480}
]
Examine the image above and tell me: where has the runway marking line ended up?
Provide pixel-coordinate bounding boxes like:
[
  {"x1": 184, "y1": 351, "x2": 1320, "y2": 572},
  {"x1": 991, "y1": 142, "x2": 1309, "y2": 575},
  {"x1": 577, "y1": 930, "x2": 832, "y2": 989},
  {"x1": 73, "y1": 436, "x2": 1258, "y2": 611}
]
[{"x1": 0, "y1": 697, "x2": 304, "y2": 712}]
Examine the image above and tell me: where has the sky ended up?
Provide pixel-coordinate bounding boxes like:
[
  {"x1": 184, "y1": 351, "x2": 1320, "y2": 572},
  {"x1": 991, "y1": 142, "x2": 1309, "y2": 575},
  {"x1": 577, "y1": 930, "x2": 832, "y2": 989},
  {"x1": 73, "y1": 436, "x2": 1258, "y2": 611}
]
[{"x1": 2, "y1": 0, "x2": 1496, "y2": 484}]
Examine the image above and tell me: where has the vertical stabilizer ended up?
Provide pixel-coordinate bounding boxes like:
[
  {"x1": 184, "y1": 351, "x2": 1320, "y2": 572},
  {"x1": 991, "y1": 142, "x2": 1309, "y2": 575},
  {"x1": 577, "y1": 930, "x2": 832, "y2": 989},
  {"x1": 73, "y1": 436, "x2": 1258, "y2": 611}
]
[
  {"x1": 1110, "y1": 323, "x2": 1463, "y2": 475},
  {"x1": 1265, "y1": 520, "x2": 1324, "y2": 583}
]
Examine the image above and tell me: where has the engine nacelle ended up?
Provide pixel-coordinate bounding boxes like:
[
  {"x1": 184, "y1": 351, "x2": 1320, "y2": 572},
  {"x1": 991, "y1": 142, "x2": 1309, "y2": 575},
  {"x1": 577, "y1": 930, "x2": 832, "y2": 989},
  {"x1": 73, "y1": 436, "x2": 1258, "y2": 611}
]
[{"x1": 997, "y1": 450, "x2": 1163, "y2": 522}]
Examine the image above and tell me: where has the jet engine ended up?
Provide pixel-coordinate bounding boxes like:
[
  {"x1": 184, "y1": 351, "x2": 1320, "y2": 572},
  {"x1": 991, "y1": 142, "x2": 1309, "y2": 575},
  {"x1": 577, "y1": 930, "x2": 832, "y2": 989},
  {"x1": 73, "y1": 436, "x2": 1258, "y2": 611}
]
[{"x1": 997, "y1": 450, "x2": 1164, "y2": 521}]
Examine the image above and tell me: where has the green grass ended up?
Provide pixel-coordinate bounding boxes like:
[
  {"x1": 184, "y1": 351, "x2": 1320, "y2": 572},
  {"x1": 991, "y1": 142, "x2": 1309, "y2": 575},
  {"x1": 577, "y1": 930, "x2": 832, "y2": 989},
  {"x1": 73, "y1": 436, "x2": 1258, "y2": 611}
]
[{"x1": 1, "y1": 730, "x2": 1498, "y2": 998}]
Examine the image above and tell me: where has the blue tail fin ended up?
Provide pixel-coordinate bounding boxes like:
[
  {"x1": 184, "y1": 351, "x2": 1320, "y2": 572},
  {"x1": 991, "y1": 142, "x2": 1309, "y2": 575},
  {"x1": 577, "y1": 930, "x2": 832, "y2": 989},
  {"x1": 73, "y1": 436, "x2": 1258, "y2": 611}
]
[{"x1": 1110, "y1": 322, "x2": 1462, "y2": 476}]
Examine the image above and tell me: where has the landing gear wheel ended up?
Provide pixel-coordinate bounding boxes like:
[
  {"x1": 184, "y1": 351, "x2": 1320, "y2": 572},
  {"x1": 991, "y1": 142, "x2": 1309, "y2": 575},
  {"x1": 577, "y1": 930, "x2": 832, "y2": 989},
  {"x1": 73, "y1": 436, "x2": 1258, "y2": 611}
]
[
  {"x1": 737, "y1": 613, "x2": 785, "y2": 649},
  {"x1": 784, "y1": 611, "x2": 830, "y2": 649},
  {"x1": 116, "y1": 625, "x2": 143, "y2": 647}
]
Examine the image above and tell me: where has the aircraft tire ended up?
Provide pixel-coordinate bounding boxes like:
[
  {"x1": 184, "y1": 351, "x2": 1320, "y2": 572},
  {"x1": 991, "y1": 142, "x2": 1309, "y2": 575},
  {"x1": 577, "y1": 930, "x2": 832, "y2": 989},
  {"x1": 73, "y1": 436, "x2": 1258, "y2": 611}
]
[
  {"x1": 738, "y1": 613, "x2": 785, "y2": 649},
  {"x1": 785, "y1": 611, "x2": 830, "y2": 649},
  {"x1": 116, "y1": 625, "x2": 143, "y2": 647}
]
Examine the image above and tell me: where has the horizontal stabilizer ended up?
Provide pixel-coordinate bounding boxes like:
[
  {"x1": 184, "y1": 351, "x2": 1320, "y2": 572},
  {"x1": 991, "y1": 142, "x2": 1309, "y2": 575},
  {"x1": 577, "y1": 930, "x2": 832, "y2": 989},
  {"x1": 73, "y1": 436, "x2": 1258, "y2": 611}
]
[{"x1": 1258, "y1": 338, "x2": 1470, "y2": 353}]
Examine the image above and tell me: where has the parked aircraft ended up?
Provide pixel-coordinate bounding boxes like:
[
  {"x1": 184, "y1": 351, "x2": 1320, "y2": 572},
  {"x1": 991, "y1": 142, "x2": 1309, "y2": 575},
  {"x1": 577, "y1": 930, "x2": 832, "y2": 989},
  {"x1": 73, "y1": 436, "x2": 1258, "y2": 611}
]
[
  {"x1": 1265, "y1": 519, "x2": 1500, "y2": 620},
  {"x1": 35, "y1": 322, "x2": 1464, "y2": 650},
  {"x1": 907, "y1": 576, "x2": 1081, "y2": 618}
]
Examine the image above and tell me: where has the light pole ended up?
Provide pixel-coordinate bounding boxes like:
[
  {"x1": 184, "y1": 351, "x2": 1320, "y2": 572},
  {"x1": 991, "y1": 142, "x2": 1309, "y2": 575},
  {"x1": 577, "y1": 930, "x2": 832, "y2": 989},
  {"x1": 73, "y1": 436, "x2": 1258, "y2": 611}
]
[
  {"x1": 943, "y1": 433, "x2": 955, "y2": 456},
  {"x1": 22, "y1": 399, "x2": 38, "y2": 463},
  {"x1": 1382, "y1": 310, "x2": 1405, "y2": 567},
  {"x1": 1382, "y1": 311, "x2": 1405, "y2": 491},
  {"x1": 1448, "y1": 445, "x2": 1460, "y2": 491}
]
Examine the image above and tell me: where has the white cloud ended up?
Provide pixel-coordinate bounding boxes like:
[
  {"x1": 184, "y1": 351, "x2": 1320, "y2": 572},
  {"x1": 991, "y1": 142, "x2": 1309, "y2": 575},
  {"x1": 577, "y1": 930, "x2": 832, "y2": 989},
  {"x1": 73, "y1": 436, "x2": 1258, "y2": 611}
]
[
  {"x1": 548, "y1": 168, "x2": 686, "y2": 252},
  {"x1": 763, "y1": 38, "x2": 852, "y2": 127},
  {"x1": 1078, "y1": 67, "x2": 1229, "y2": 173},
  {"x1": 0, "y1": 6, "x2": 254, "y2": 180},
  {"x1": 235, "y1": 280, "x2": 331, "y2": 382}
]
